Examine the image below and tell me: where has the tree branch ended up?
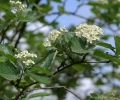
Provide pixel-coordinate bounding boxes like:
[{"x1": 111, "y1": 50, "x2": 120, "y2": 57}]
[
  {"x1": 14, "y1": 82, "x2": 38, "y2": 100},
  {"x1": 0, "y1": 20, "x2": 14, "y2": 43},
  {"x1": 25, "y1": 86, "x2": 82, "y2": 100},
  {"x1": 84, "y1": 60, "x2": 111, "y2": 63},
  {"x1": 14, "y1": 22, "x2": 26, "y2": 48}
]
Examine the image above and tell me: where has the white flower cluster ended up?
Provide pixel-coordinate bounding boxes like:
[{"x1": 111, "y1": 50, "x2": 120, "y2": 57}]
[
  {"x1": 43, "y1": 39, "x2": 51, "y2": 47},
  {"x1": 60, "y1": 26, "x2": 68, "y2": 32},
  {"x1": 23, "y1": 60, "x2": 35, "y2": 66},
  {"x1": 43, "y1": 26, "x2": 68, "y2": 47},
  {"x1": 10, "y1": 0, "x2": 27, "y2": 12},
  {"x1": 48, "y1": 30, "x2": 61, "y2": 42},
  {"x1": 95, "y1": 0, "x2": 108, "y2": 4},
  {"x1": 117, "y1": 0, "x2": 120, "y2": 2},
  {"x1": 15, "y1": 50, "x2": 37, "y2": 66},
  {"x1": 117, "y1": 13, "x2": 120, "y2": 18},
  {"x1": 75, "y1": 23, "x2": 103, "y2": 43}
]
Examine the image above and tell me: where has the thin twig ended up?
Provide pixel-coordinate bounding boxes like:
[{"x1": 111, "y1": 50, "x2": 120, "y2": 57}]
[
  {"x1": 84, "y1": 60, "x2": 110, "y2": 63},
  {"x1": 14, "y1": 22, "x2": 26, "y2": 48},
  {"x1": 32, "y1": 13, "x2": 61, "y2": 33},
  {"x1": 81, "y1": 53, "x2": 89, "y2": 62},
  {"x1": 25, "y1": 86, "x2": 82, "y2": 100},
  {"x1": 14, "y1": 82, "x2": 38, "y2": 100},
  {"x1": 74, "y1": 0, "x2": 87, "y2": 13},
  {"x1": 0, "y1": 20, "x2": 14, "y2": 43}
]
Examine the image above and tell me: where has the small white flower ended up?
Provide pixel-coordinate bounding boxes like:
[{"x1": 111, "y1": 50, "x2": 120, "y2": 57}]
[
  {"x1": 43, "y1": 40, "x2": 51, "y2": 47},
  {"x1": 60, "y1": 26, "x2": 68, "y2": 32},
  {"x1": 23, "y1": 59, "x2": 35, "y2": 66},
  {"x1": 10, "y1": 0, "x2": 27, "y2": 13},
  {"x1": 117, "y1": 13, "x2": 120, "y2": 18},
  {"x1": 75, "y1": 23, "x2": 103, "y2": 43},
  {"x1": 48, "y1": 30, "x2": 61, "y2": 42},
  {"x1": 117, "y1": 0, "x2": 120, "y2": 2}
]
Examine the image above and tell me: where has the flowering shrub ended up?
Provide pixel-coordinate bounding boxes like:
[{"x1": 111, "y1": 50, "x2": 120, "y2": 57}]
[{"x1": 0, "y1": 0, "x2": 120, "y2": 100}]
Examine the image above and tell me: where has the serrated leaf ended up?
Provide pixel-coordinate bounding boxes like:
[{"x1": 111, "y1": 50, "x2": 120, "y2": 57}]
[
  {"x1": 94, "y1": 50, "x2": 120, "y2": 64},
  {"x1": 0, "y1": 56, "x2": 6, "y2": 62},
  {"x1": 72, "y1": 64, "x2": 85, "y2": 72},
  {"x1": 114, "y1": 36, "x2": 120, "y2": 55},
  {"x1": 42, "y1": 51, "x2": 57, "y2": 70},
  {"x1": 0, "y1": 61, "x2": 20, "y2": 80},
  {"x1": 27, "y1": 72, "x2": 50, "y2": 84},
  {"x1": 0, "y1": 4, "x2": 15, "y2": 19},
  {"x1": 16, "y1": 11, "x2": 35, "y2": 22},
  {"x1": 24, "y1": 77, "x2": 32, "y2": 83},
  {"x1": 62, "y1": 32, "x2": 74, "y2": 43},
  {"x1": 0, "y1": 20, "x2": 10, "y2": 31},
  {"x1": 0, "y1": 4, "x2": 11, "y2": 12},
  {"x1": 0, "y1": 44, "x2": 16, "y2": 62},
  {"x1": 0, "y1": 44, "x2": 14, "y2": 55},
  {"x1": 29, "y1": 92, "x2": 51, "y2": 98},
  {"x1": 71, "y1": 38, "x2": 94, "y2": 54},
  {"x1": 97, "y1": 42, "x2": 115, "y2": 52},
  {"x1": 31, "y1": 66, "x2": 54, "y2": 76}
]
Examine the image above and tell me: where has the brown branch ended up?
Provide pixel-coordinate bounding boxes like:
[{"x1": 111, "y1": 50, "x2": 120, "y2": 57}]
[
  {"x1": 14, "y1": 22, "x2": 26, "y2": 48},
  {"x1": 0, "y1": 20, "x2": 15, "y2": 43},
  {"x1": 14, "y1": 82, "x2": 38, "y2": 100},
  {"x1": 81, "y1": 53, "x2": 89, "y2": 62},
  {"x1": 74, "y1": 0, "x2": 87, "y2": 13},
  {"x1": 14, "y1": 56, "x2": 111, "y2": 100},
  {"x1": 14, "y1": 59, "x2": 111, "y2": 99},
  {"x1": 84, "y1": 60, "x2": 111, "y2": 63},
  {"x1": 25, "y1": 86, "x2": 82, "y2": 100},
  {"x1": 32, "y1": 13, "x2": 61, "y2": 33}
]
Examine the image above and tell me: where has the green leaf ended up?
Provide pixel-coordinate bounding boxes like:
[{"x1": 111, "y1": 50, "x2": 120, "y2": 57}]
[
  {"x1": 0, "y1": 4, "x2": 15, "y2": 19},
  {"x1": 31, "y1": 66, "x2": 54, "y2": 76},
  {"x1": 0, "y1": 20, "x2": 10, "y2": 31},
  {"x1": 29, "y1": 92, "x2": 51, "y2": 98},
  {"x1": 52, "y1": 0, "x2": 61, "y2": 2},
  {"x1": 20, "y1": 98, "x2": 28, "y2": 100},
  {"x1": 58, "y1": 5, "x2": 66, "y2": 13},
  {"x1": 16, "y1": 11, "x2": 35, "y2": 22},
  {"x1": 0, "y1": 44, "x2": 14, "y2": 55},
  {"x1": 0, "y1": 61, "x2": 20, "y2": 80},
  {"x1": 97, "y1": 42, "x2": 115, "y2": 52},
  {"x1": 0, "y1": 56, "x2": 6, "y2": 62},
  {"x1": 62, "y1": 32, "x2": 74, "y2": 43},
  {"x1": 42, "y1": 51, "x2": 57, "y2": 70},
  {"x1": 0, "y1": 4, "x2": 11, "y2": 12},
  {"x1": 94, "y1": 50, "x2": 120, "y2": 64},
  {"x1": 40, "y1": 4, "x2": 53, "y2": 13},
  {"x1": 27, "y1": 72, "x2": 50, "y2": 84},
  {"x1": 24, "y1": 76, "x2": 33, "y2": 83},
  {"x1": 90, "y1": 93, "x2": 98, "y2": 97},
  {"x1": 114, "y1": 36, "x2": 120, "y2": 55},
  {"x1": 0, "y1": 44, "x2": 16, "y2": 62},
  {"x1": 95, "y1": 78, "x2": 104, "y2": 85},
  {"x1": 71, "y1": 38, "x2": 94, "y2": 54},
  {"x1": 72, "y1": 64, "x2": 85, "y2": 72}
]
